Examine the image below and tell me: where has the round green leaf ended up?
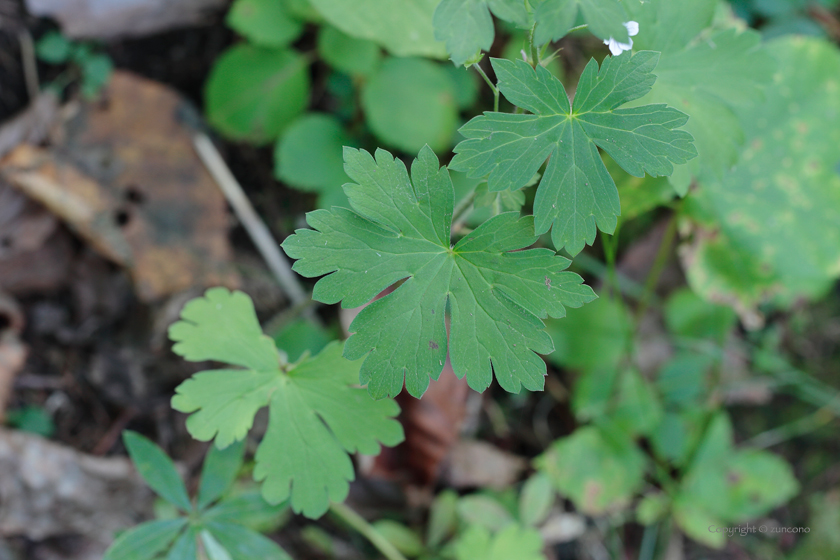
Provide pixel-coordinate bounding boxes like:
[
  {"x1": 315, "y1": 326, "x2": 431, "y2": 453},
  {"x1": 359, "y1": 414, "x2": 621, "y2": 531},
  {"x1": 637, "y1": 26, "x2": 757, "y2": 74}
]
[
  {"x1": 318, "y1": 25, "x2": 381, "y2": 76},
  {"x1": 362, "y1": 57, "x2": 458, "y2": 153},
  {"x1": 205, "y1": 45, "x2": 310, "y2": 144},
  {"x1": 274, "y1": 113, "x2": 353, "y2": 208},
  {"x1": 307, "y1": 0, "x2": 445, "y2": 58},
  {"x1": 226, "y1": 0, "x2": 304, "y2": 47}
]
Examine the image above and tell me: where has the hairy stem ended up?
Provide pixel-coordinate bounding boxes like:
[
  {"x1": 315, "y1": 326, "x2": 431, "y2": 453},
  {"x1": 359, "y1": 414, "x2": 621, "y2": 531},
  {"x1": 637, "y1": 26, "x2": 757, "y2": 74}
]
[
  {"x1": 472, "y1": 62, "x2": 499, "y2": 113},
  {"x1": 329, "y1": 502, "x2": 409, "y2": 560}
]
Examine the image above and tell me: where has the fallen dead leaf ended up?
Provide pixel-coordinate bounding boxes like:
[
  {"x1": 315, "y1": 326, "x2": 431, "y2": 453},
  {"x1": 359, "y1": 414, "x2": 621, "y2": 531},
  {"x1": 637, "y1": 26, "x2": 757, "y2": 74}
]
[
  {"x1": 441, "y1": 439, "x2": 526, "y2": 490},
  {"x1": 0, "y1": 72, "x2": 238, "y2": 302},
  {"x1": 0, "y1": 292, "x2": 26, "y2": 422}
]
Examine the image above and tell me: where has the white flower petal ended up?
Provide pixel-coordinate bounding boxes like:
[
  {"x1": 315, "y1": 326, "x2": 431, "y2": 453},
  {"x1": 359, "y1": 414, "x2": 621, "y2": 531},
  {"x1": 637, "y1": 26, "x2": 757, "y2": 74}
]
[{"x1": 624, "y1": 21, "x2": 639, "y2": 37}]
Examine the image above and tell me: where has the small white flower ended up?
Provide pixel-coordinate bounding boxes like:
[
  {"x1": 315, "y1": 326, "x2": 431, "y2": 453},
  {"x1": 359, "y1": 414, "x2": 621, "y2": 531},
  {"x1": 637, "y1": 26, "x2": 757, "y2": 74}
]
[{"x1": 604, "y1": 21, "x2": 639, "y2": 56}]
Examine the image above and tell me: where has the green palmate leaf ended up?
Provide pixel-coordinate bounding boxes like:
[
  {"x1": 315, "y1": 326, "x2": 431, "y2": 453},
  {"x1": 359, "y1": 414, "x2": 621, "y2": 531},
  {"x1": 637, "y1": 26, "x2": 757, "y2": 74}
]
[
  {"x1": 318, "y1": 25, "x2": 382, "y2": 76},
  {"x1": 201, "y1": 530, "x2": 233, "y2": 560},
  {"x1": 308, "y1": 0, "x2": 445, "y2": 58},
  {"x1": 450, "y1": 55, "x2": 697, "y2": 255},
  {"x1": 664, "y1": 289, "x2": 736, "y2": 341},
  {"x1": 453, "y1": 524, "x2": 546, "y2": 560},
  {"x1": 362, "y1": 58, "x2": 459, "y2": 154},
  {"x1": 271, "y1": 317, "x2": 334, "y2": 363},
  {"x1": 170, "y1": 288, "x2": 403, "y2": 518},
  {"x1": 274, "y1": 113, "x2": 353, "y2": 209},
  {"x1": 626, "y1": 0, "x2": 776, "y2": 194},
  {"x1": 536, "y1": 425, "x2": 646, "y2": 515},
  {"x1": 532, "y1": 0, "x2": 629, "y2": 45},
  {"x1": 206, "y1": 522, "x2": 292, "y2": 560},
  {"x1": 282, "y1": 147, "x2": 595, "y2": 398},
  {"x1": 103, "y1": 519, "x2": 187, "y2": 560},
  {"x1": 123, "y1": 432, "x2": 193, "y2": 512},
  {"x1": 226, "y1": 0, "x2": 304, "y2": 47},
  {"x1": 544, "y1": 297, "x2": 630, "y2": 372},
  {"x1": 682, "y1": 36, "x2": 840, "y2": 309},
  {"x1": 198, "y1": 439, "x2": 246, "y2": 510},
  {"x1": 205, "y1": 45, "x2": 309, "y2": 144}
]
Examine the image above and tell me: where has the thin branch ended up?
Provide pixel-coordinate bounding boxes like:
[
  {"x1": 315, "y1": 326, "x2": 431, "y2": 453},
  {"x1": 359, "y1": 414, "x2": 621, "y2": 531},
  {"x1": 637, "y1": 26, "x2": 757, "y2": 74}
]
[
  {"x1": 192, "y1": 133, "x2": 310, "y2": 309},
  {"x1": 18, "y1": 30, "x2": 39, "y2": 101}
]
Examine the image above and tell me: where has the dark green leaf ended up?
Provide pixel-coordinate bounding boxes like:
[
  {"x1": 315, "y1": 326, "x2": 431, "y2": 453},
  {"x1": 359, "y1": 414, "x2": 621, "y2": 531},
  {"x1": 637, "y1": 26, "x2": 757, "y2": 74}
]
[
  {"x1": 123, "y1": 431, "x2": 192, "y2": 512},
  {"x1": 226, "y1": 0, "x2": 304, "y2": 47},
  {"x1": 207, "y1": 521, "x2": 293, "y2": 560},
  {"x1": 282, "y1": 147, "x2": 595, "y2": 398},
  {"x1": 450, "y1": 54, "x2": 697, "y2": 254},
  {"x1": 103, "y1": 519, "x2": 187, "y2": 560},
  {"x1": 318, "y1": 25, "x2": 382, "y2": 76},
  {"x1": 198, "y1": 439, "x2": 246, "y2": 510}
]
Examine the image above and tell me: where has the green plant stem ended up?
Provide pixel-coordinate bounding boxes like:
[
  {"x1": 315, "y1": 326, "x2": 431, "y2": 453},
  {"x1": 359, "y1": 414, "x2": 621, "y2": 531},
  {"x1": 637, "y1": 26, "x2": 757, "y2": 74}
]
[
  {"x1": 329, "y1": 502, "x2": 409, "y2": 560},
  {"x1": 634, "y1": 216, "x2": 678, "y2": 325},
  {"x1": 600, "y1": 224, "x2": 621, "y2": 300},
  {"x1": 569, "y1": 251, "x2": 648, "y2": 301},
  {"x1": 744, "y1": 406, "x2": 836, "y2": 449},
  {"x1": 528, "y1": 24, "x2": 540, "y2": 65},
  {"x1": 472, "y1": 62, "x2": 499, "y2": 112}
]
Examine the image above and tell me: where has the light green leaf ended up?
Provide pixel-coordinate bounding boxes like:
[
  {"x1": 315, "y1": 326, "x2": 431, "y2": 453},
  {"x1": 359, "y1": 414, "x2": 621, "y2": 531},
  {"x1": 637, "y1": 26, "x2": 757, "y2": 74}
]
[
  {"x1": 433, "y1": 0, "x2": 494, "y2": 66},
  {"x1": 487, "y1": 0, "x2": 533, "y2": 29},
  {"x1": 171, "y1": 289, "x2": 403, "y2": 518},
  {"x1": 450, "y1": 54, "x2": 697, "y2": 255},
  {"x1": 664, "y1": 289, "x2": 737, "y2": 341},
  {"x1": 682, "y1": 37, "x2": 840, "y2": 309},
  {"x1": 519, "y1": 473, "x2": 554, "y2": 527},
  {"x1": 362, "y1": 58, "x2": 458, "y2": 154},
  {"x1": 536, "y1": 425, "x2": 646, "y2": 515},
  {"x1": 80, "y1": 53, "x2": 113, "y2": 98},
  {"x1": 610, "y1": 369, "x2": 663, "y2": 437},
  {"x1": 169, "y1": 287, "x2": 279, "y2": 375},
  {"x1": 625, "y1": 3, "x2": 776, "y2": 195},
  {"x1": 790, "y1": 491, "x2": 840, "y2": 559},
  {"x1": 198, "y1": 439, "x2": 246, "y2": 510},
  {"x1": 453, "y1": 524, "x2": 545, "y2": 560},
  {"x1": 123, "y1": 431, "x2": 192, "y2": 512},
  {"x1": 36, "y1": 31, "x2": 72, "y2": 63},
  {"x1": 205, "y1": 45, "x2": 310, "y2": 144},
  {"x1": 274, "y1": 113, "x2": 353, "y2": 209},
  {"x1": 282, "y1": 147, "x2": 596, "y2": 398},
  {"x1": 308, "y1": 0, "x2": 445, "y2": 58},
  {"x1": 371, "y1": 520, "x2": 424, "y2": 557},
  {"x1": 426, "y1": 490, "x2": 459, "y2": 548},
  {"x1": 206, "y1": 522, "x2": 292, "y2": 560},
  {"x1": 103, "y1": 519, "x2": 187, "y2": 560},
  {"x1": 636, "y1": 492, "x2": 670, "y2": 525},
  {"x1": 674, "y1": 412, "x2": 799, "y2": 546},
  {"x1": 457, "y1": 495, "x2": 514, "y2": 532},
  {"x1": 544, "y1": 297, "x2": 630, "y2": 372},
  {"x1": 166, "y1": 526, "x2": 199, "y2": 560},
  {"x1": 533, "y1": 0, "x2": 629, "y2": 46},
  {"x1": 226, "y1": 0, "x2": 304, "y2": 47},
  {"x1": 318, "y1": 25, "x2": 382, "y2": 76},
  {"x1": 201, "y1": 530, "x2": 233, "y2": 560}
]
